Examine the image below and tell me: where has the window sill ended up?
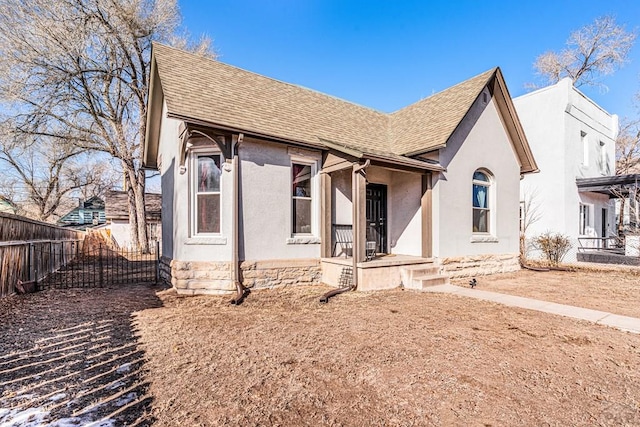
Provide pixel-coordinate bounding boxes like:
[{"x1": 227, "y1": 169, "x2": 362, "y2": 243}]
[
  {"x1": 286, "y1": 236, "x2": 321, "y2": 245},
  {"x1": 186, "y1": 236, "x2": 228, "y2": 245},
  {"x1": 470, "y1": 234, "x2": 499, "y2": 243}
]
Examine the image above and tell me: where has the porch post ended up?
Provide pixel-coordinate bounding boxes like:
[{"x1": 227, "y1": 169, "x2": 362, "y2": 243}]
[
  {"x1": 421, "y1": 173, "x2": 433, "y2": 258},
  {"x1": 320, "y1": 172, "x2": 332, "y2": 258},
  {"x1": 353, "y1": 163, "x2": 367, "y2": 264}
]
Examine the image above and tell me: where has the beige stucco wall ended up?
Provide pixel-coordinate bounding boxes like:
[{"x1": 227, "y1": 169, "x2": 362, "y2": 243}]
[
  {"x1": 433, "y1": 92, "x2": 521, "y2": 258},
  {"x1": 239, "y1": 138, "x2": 322, "y2": 260},
  {"x1": 389, "y1": 170, "x2": 422, "y2": 256}
]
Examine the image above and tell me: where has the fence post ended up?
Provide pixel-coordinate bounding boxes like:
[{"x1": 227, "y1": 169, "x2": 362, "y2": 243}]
[
  {"x1": 34, "y1": 244, "x2": 38, "y2": 285},
  {"x1": 98, "y1": 243, "x2": 104, "y2": 287},
  {"x1": 28, "y1": 243, "x2": 33, "y2": 282},
  {"x1": 155, "y1": 240, "x2": 160, "y2": 284},
  {"x1": 49, "y1": 241, "x2": 53, "y2": 273}
]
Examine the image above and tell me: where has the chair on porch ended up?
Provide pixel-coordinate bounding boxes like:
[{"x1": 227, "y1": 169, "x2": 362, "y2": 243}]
[
  {"x1": 332, "y1": 224, "x2": 353, "y2": 257},
  {"x1": 365, "y1": 241, "x2": 377, "y2": 261}
]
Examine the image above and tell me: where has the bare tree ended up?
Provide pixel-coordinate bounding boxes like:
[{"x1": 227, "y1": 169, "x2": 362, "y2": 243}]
[
  {"x1": 616, "y1": 119, "x2": 640, "y2": 175},
  {"x1": 0, "y1": 132, "x2": 110, "y2": 222},
  {"x1": 0, "y1": 0, "x2": 213, "y2": 250},
  {"x1": 532, "y1": 16, "x2": 637, "y2": 88},
  {"x1": 519, "y1": 187, "x2": 542, "y2": 262}
]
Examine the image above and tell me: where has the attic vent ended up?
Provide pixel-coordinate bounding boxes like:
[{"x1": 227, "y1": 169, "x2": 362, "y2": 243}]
[{"x1": 482, "y1": 92, "x2": 488, "y2": 104}]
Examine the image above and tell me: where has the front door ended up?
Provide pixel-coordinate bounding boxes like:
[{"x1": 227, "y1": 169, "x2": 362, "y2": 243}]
[{"x1": 366, "y1": 184, "x2": 387, "y2": 254}]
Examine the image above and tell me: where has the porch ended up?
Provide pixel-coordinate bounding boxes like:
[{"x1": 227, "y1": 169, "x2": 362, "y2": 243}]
[
  {"x1": 318, "y1": 141, "x2": 446, "y2": 291},
  {"x1": 321, "y1": 254, "x2": 448, "y2": 291}
]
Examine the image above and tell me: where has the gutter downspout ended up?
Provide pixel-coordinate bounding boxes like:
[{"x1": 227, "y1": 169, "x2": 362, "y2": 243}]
[
  {"x1": 230, "y1": 133, "x2": 248, "y2": 305},
  {"x1": 320, "y1": 159, "x2": 369, "y2": 303}
]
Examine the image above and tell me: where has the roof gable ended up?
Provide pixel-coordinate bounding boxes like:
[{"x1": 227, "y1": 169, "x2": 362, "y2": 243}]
[
  {"x1": 145, "y1": 44, "x2": 537, "y2": 174},
  {"x1": 391, "y1": 69, "x2": 496, "y2": 155}
]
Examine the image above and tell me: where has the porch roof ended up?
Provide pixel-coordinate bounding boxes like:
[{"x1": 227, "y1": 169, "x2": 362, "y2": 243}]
[
  {"x1": 576, "y1": 174, "x2": 640, "y2": 197},
  {"x1": 144, "y1": 43, "x2": 537, "y2": 175},
  {"x1": 319, "y1": 137, "x2": 445, "y2": 172}
]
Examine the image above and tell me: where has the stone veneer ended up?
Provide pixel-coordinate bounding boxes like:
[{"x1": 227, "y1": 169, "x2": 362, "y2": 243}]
[
  {"x1": 439, "y1": 253, "x2": 520, "y2": 278},
  {"x1": 160, "y1": 256, "x2": 322, "y2": 295}
]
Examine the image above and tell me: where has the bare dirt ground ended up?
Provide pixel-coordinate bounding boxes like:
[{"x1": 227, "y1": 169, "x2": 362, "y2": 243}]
[
  {"x1": 1, "y1": 270, "x2": 640, "y2": 426},
  {"x1": 0, "y1": 285, "x2": 162, "y2": 426},
  {"x1": 452, "y1": 268, "x2": 640, "y2": 318}
]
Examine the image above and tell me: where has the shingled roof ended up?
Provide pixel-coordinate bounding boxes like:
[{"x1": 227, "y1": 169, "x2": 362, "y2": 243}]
[
  {"x1": 105, "y1": 191, "x2": 162, "y2": 222},
  {"x1": 145, "y1": 43, "x2": 537, "y2": 174}
]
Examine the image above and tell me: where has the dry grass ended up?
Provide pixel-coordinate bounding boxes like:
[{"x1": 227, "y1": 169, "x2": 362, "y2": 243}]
[
  {"x1": 2, "y1": 270, "x2": 640, "y2": 426},
  {"x1": 137, "y1": 277, "x2": 640, "y2": 426},
  {"x1": 453, "y1": 269, "x2": 640, "y2": 318}
]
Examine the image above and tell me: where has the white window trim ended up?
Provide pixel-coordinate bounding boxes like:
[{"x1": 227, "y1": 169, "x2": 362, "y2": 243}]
[
  {"x1": 289, "y1": 151, "x2": 320, "y2": 242},
  {"x1": 579, "y1": 202, "x2": 593, "y2": 236},
  {"x1": 471, "y1": 169, "x2": 497, "y2": 239},
  {"x1": 190, "y1": 147, "x2": 224, "y2": 239},
  {"x1": 581, "y1": 131, "x2": 589, "y2": 167}
]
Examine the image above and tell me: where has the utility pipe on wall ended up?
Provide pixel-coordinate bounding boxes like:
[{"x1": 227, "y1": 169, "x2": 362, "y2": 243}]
[{"x1": 230, "y1": 133, "x2": 248, "y2": 305}]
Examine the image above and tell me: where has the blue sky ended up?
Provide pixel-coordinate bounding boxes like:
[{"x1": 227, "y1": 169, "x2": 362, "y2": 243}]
[{"x1": 179, "y1": 0, "x2": 640, "y2": 120}]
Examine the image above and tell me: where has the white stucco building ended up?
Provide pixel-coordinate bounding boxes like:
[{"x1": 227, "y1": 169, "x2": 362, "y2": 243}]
[
  {"x1": 144, "y1": 44, "x2": 538, "y2": 297},
  {"x1": 514, "y1": 78, "x2": 618, "y2": 262}
]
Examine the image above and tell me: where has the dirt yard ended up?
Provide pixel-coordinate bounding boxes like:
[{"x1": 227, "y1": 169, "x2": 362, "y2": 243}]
[
  {"x1": 453, "y1": 268, "x2": 640, "y2": 318},
  {"x1": 1, "y1": 270, "x2": 640, "y2": 426}
]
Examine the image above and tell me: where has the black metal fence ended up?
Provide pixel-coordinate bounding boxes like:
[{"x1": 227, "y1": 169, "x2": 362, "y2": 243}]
[
  {"x1": 2, "y1": 239, "x2": 159, "y2": 293},
  {"x1": 40, "y1": 241, "x2": 159, "y2": 290}
]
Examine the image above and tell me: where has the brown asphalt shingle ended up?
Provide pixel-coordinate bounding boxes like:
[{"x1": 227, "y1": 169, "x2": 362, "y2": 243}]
[
  {"x1": 151, "y1": 44, "x2": 500, "y2": 158},
  {"x1": 154, "y1": 44, "x2": 389, "y2": 154},
  {"x1": 390, "y1": 69, "x2": 496, "y2": 155},
  {"x1": 105, "y1": 191, "x2": 162, "y2": 221}
]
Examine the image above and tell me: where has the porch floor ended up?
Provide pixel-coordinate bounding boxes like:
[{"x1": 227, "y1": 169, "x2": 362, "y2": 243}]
[
  {"x1": 321, "y1": 254, "x2": 433, "y2": 269},
  {"x1": 321, "y1": 254, "x2": 437, "y2": 291}
]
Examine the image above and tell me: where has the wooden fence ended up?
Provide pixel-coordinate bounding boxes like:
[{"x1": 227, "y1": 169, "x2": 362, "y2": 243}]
[{"x1": 0, "y1": 213, "x2": 85, "y2": 296}]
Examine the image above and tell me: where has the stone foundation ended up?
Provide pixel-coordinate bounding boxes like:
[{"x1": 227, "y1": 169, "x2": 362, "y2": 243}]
[
  {"x1": 161, "y1": 257, "x2": 322, "y2": 295},
  {"x1": 439, "y1": 253, "x2": 520, "y2": 278}
]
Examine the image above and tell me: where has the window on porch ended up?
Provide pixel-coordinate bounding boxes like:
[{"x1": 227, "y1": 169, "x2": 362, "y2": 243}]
[{"x1": 292, "y1": 163, "x2": 313, "y2": 234}]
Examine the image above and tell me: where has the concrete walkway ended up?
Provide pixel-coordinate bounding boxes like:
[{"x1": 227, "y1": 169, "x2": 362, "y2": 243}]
[{"x1": 423, "y1": 284, "x2": 640, "y2": 334}]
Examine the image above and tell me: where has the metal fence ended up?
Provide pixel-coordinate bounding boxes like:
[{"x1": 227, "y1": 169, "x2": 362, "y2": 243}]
[{"x1": 0, "y1": 239, "x2": 159, "y2": 295}]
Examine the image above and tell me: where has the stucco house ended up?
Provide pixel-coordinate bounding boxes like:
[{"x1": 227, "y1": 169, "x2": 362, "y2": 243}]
[
  {"x1": 144, "y1": 44, "x2": 538, "y2": 296},
  {"x1": 514, "y1": 78, "x2": 618, "y2": 262}
]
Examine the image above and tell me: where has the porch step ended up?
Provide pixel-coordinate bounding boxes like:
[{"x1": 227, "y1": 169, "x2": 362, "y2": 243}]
[
  {"x1": 414, "y1": 274, "x2": 450, "y2": 288},
  {"x1": 400, "y1": 263, "x2": 449, "y2": 290}
]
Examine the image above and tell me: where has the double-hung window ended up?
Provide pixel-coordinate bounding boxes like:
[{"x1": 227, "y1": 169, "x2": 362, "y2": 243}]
[
  {"x1": 292, "y1": 162, "x2": 313, "y2": 234},
  {"x1": 472, "y1": 170, "x2": 491, "y2": 233},
  {"x1": 193, "y1": 153, "x2": 222, "y2": 234}
]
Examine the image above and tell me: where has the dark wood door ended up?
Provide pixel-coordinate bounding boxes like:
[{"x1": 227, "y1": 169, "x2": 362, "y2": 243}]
[{"x1": 366, "y1": 184, "x2": 387, "y2": 254}]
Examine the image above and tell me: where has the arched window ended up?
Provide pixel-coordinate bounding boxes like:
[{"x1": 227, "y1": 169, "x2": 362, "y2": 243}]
[{"x1": 472, "y1": 170, "x2": 491, "y2": 233}]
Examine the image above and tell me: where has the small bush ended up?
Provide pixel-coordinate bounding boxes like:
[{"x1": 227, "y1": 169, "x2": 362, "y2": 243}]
[{"x1": 533, "y1": 232, "x2": 572, "y2": 266}]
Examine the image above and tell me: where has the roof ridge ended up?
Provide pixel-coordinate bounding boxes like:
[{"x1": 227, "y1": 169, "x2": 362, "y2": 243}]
[
  {"x1": 152, "y1": 43, "x2": 388, "y2": 117},
  {"x1": 391, "y1": 67, "x2": 497, "y2": 116}
]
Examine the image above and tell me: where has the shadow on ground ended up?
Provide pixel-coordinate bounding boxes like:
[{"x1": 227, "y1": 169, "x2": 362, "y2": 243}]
[{"x1": 0, "y1": 284, "x2": 163, "y2": 426}]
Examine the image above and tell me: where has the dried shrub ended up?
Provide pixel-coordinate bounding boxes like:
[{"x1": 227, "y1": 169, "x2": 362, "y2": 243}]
[{"x1": 533, "y1": 232, "x2": 572, "y2": 266}]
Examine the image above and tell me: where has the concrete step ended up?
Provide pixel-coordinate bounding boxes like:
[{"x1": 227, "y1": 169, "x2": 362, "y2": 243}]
[
  {"x1": 415, "y1": 274, "x2": 450, "y2": 288},
  {"x1": 400, "y1": 263, "x2": 445, "y2": 290}
]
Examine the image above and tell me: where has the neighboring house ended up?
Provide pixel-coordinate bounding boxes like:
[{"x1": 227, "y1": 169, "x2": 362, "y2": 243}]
[
  {"x1": 144, "y1": 43, "x2": 538, "y2": 295},
  {"x1": 514, "y1": 78, "x2": 618, "y2": 262},
  {"x1": 104, "y1": 191, "x2": 162, "y2": 250},
  {"x1": 57, "y1": 196, "x2": 106, "y2": 230},
  {"x1": 0, "y1": 196, "x2": 17, "y2": 215}
]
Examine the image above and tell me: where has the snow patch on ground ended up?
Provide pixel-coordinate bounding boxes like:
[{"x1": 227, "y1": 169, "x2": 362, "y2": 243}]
[
  {"x1": 115, "y1": 392, "x2": 137, "y2": 407},
  {"x1": 115, "y1": 363, "x2": 130, "y2": 374}
]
